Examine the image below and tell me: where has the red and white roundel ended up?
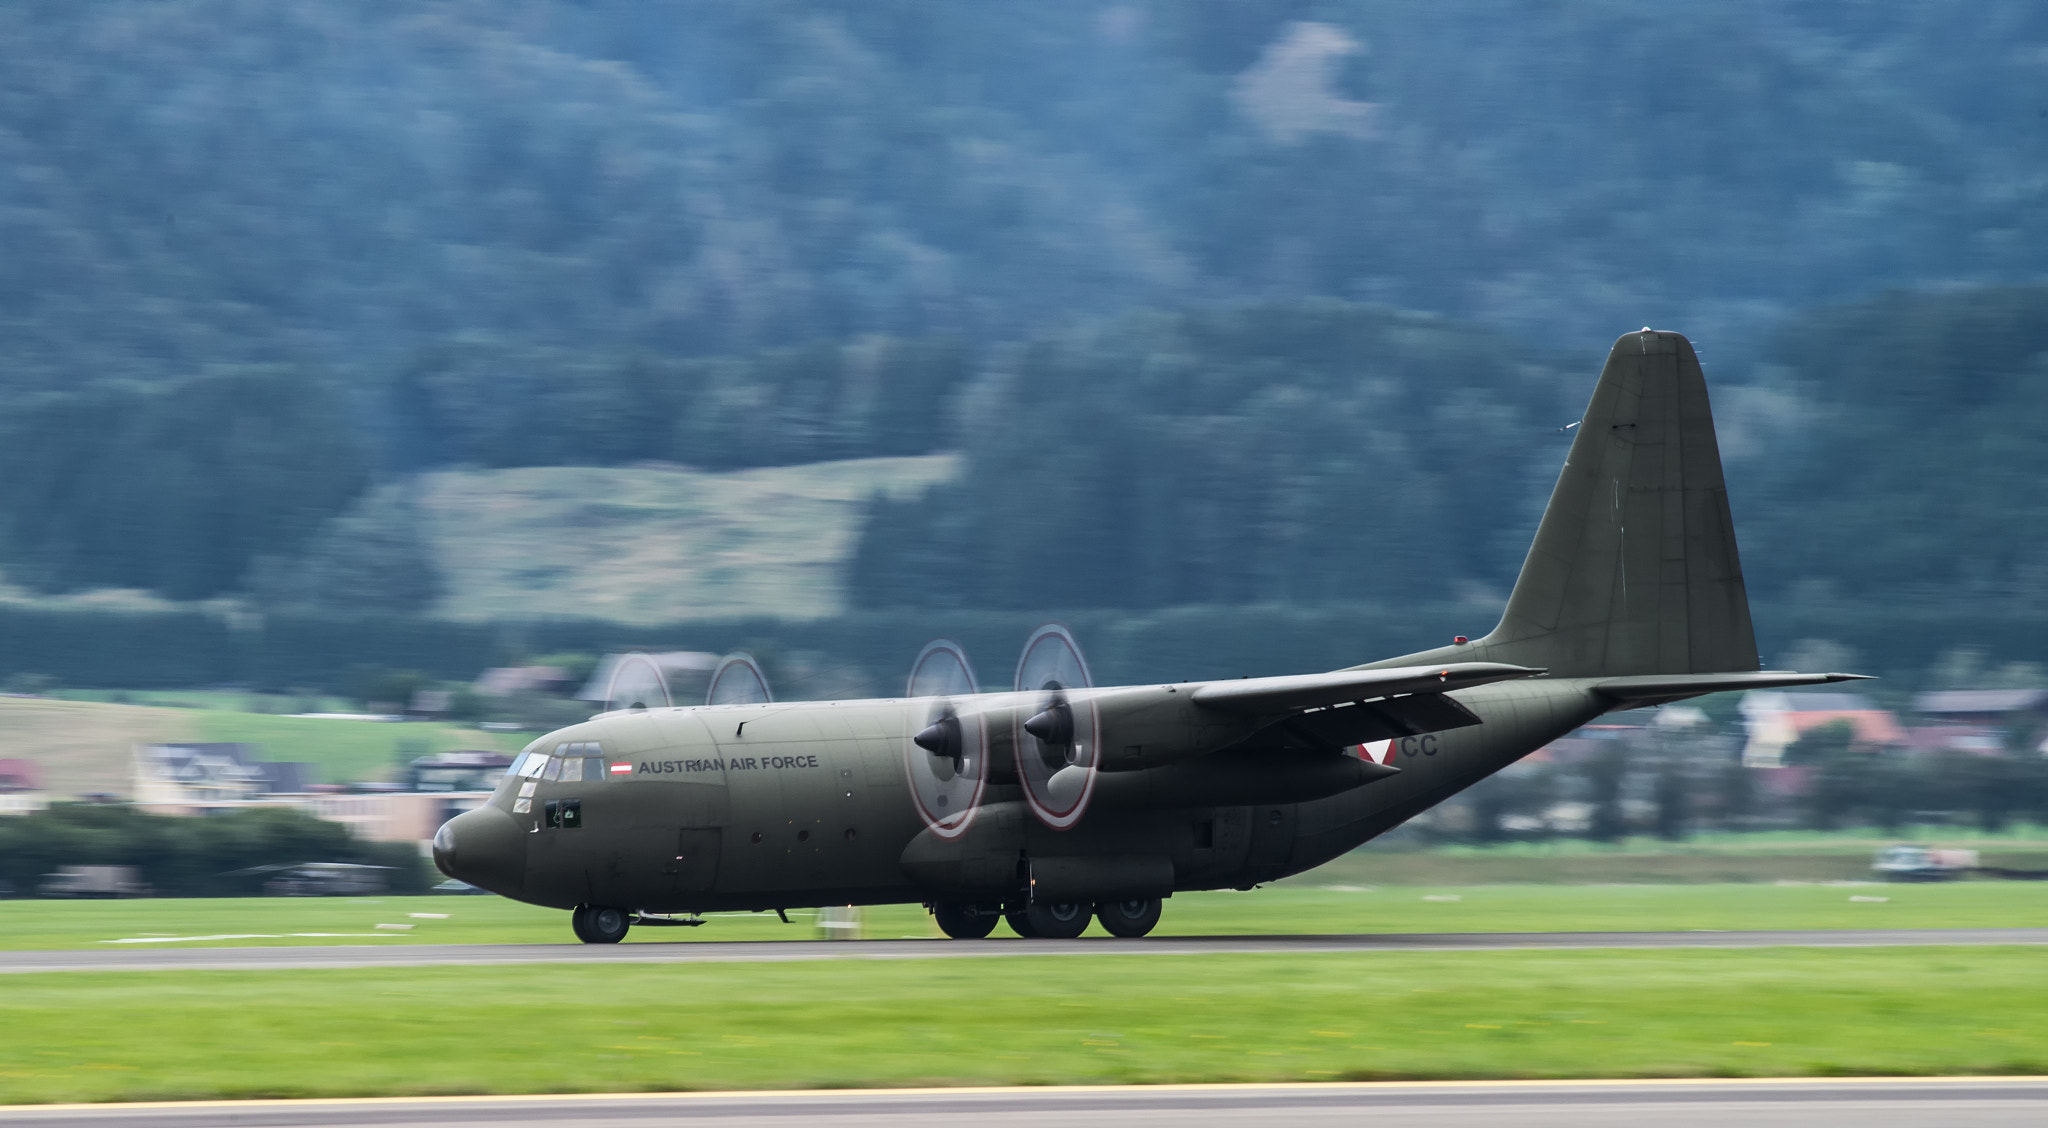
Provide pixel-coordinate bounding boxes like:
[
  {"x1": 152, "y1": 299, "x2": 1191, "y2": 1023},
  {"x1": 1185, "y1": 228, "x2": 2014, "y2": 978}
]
[{"x1": 1355, "y1": 740, "x2": 1395, "y2": 765}]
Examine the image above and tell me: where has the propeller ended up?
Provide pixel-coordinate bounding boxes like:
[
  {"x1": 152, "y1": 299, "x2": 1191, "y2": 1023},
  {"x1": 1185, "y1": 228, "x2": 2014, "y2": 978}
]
[
  {"x1": 706, "y1": 652, "x2": 773, "y2": 705},
  {"x1": 603, "y1": 652, "x2": 673, "y2": 713},
  {"x1": 904, "y1": 640, "x2": 986, "y2": 838},
  {"x1": 1013, "y1": 624, "x2": 1099, "y2": 830}
]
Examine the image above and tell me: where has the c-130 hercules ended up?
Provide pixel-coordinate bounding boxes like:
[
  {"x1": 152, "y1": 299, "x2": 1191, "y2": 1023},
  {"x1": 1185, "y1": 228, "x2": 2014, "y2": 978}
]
[{"x1": 435, "y1": 330, "x2": 1863, "y2": 943}]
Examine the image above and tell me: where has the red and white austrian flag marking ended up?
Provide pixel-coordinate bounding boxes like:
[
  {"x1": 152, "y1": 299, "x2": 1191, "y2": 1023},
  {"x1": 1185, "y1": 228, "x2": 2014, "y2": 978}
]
[
  {"x1": 1354, "y1": 740, "x2": 1395, "y2": 765},
  {"x1": 608, "y1": 762, "x2": 633, "y2": 776}
]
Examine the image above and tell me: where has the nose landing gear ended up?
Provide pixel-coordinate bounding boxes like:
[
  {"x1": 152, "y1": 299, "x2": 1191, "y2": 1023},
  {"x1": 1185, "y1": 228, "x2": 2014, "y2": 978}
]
[{"x1": 571, "y1": 904, "x2": 632, "y2": 944}]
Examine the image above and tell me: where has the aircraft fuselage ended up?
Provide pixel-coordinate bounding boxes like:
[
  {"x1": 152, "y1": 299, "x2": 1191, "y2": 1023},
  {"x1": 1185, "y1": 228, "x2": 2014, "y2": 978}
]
[{"x1": 435, "y1": 676, "x2": 1608, "y2": 914}]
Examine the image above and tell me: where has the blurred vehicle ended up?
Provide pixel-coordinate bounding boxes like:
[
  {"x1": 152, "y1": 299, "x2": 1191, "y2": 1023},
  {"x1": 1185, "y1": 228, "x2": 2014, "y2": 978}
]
[
  {"x1": 260, "y1": 862, "x2": 391, "y2": 896},
  {"x1": 38, "y1": 865, "x2": 152, "y2": 898},
  {"x1": 1873, "y1": 845, "x2": 1979, "y2": 882}
]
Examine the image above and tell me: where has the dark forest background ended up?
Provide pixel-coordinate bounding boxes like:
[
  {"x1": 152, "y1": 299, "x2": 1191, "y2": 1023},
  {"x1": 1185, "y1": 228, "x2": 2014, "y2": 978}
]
[{"x1": 1, "y1": 1, "x2": 2045, "y2": 683}]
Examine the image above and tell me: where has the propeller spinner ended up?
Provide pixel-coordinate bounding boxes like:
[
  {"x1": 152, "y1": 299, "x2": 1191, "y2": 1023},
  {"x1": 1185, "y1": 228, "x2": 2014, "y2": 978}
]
[
  {"x1": 1013, "y1": 624, "x2": 1099, "y2": 830},
  {"x1": 706, "y1": 652, "x2": 773, "y2": 705},
  {"x1": 904, "y1": 640, "x2": 987, "y2": 838}
]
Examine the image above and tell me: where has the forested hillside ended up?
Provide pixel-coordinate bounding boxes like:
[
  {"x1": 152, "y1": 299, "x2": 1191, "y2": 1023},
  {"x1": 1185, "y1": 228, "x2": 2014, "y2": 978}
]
[
  {"x1": 0, "y1": 2, "x2": 2044, "y2": 645},
  {"x1": 849, "y1": 303, "x2": 1578, "y2": 610},
  {"x1": 4, "y1": 1, "x2": 2042, "y2": 395}
]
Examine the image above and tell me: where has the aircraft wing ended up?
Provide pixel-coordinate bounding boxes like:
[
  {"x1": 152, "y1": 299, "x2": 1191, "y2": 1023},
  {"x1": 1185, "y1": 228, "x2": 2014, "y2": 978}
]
[
  {"x1": 1190, "y1": 662, "x2": 1544, "y2": 749},
  {"x1": 1190, "y1": 662, "x2": 1543, "y2": 714}
]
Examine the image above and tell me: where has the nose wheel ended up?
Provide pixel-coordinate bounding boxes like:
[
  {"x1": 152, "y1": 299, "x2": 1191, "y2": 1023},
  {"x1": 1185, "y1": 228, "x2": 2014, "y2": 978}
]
[{"x1": 571, "y1": 905, "x2": 632, "y2": 944}]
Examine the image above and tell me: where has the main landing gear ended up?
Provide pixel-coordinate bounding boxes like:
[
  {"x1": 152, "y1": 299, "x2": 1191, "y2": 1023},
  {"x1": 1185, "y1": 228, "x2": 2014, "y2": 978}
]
[
  {"x1": 929, "y1": 898, "x2": 1163, "y2": 939},
  {"x1": 931, "y1": 901, "x2": 1002, "y2": 939},
  {"x1": 571, "y1": 904, "x2": 632, "y2": 944}
]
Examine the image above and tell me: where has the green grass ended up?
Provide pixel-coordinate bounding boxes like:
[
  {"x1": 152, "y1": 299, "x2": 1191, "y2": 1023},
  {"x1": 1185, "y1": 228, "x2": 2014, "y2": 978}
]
[
  {"x1": 6, "y1": 883, "x2": 2045, "y2": 951},
  {"x1": 416, "y1": 455, "x2": 960, "y2": 623},
  {"x1": 185, "y1": 711, "x2": 523, "y2": 785},
  {"x1": 2, "y1": 949, "x2": 2045, "y2": 1102},
  {"x1": 0, "y1": 695, "x2": 524, "y2": 794},
  {"x1": 53, "y1": 689, "x2": 352, "y2": 713}
]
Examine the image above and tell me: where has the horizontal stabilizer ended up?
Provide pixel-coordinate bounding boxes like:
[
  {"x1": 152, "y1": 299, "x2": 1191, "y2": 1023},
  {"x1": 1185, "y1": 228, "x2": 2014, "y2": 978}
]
[
  {"x1": 1592, "y1": 670, "x2": 1873, "y2": 705},
  {"x1": 1190, "y1": 662, "x2": 1544, "y2": 716}
]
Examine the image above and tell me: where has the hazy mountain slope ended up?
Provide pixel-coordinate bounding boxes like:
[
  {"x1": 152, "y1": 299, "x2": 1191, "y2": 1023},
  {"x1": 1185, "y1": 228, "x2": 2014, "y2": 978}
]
[{"x1": 415, "y1": 455, "x2": 959, "y2": 622}]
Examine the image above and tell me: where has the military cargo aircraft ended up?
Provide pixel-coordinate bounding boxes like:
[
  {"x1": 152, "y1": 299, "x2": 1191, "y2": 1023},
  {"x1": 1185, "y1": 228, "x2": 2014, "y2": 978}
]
[{"x1": 434, "y1": 329, "x2": 1862, "y2": 943}]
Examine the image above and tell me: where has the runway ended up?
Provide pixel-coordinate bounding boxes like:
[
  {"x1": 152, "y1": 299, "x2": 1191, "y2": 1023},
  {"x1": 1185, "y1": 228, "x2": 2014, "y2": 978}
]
[
  {"x1": 4, "y1": 927, "x2": 2045, "y2": 973},
  {"x1": 3, "y1": 1079, "x2": 2046, "y2": 1127}
]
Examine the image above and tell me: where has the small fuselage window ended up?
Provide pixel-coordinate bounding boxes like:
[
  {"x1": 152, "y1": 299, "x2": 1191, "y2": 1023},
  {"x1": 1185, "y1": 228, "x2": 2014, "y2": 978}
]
[{"x1": 544, "y1": 798, "x2": 582, "y2": 829}]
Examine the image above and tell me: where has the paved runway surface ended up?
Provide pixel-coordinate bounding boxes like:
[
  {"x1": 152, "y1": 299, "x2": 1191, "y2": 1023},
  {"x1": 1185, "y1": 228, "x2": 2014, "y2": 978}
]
[
  {"x1": 3, "y1": 1079, "x2": 2046, "y2": 1127},
  {"x1": 4, "y1": 927, "x2": 2045, "y2": 973}
]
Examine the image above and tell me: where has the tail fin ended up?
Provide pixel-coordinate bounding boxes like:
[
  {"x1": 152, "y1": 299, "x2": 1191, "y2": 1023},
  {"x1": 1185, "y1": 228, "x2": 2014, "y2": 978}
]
[{"x1": 1377, "y1": 330, "x2": 1759, "y2": 679}]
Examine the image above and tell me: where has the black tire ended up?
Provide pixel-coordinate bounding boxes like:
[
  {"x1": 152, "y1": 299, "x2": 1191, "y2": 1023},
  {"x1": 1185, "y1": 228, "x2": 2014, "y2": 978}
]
[
  {"x1": 1022, "y1": 900, "x2": 1091, "y2": 939},
  {"x1": 581, "y1": 905, "x2": 631, "y2": 944},
  {"x1": 1005, "y1": 907, "x2": 1040, "y2": 938},
  {"x1": 570, "y1": 905, "x2": 595, "y2": 943},
  {"x1": 1096, "y1": 898, "x2": 1162, "y2": 938},
  {"x1": 932, "y1": 902, "x2": 1000, "y2": 940}
]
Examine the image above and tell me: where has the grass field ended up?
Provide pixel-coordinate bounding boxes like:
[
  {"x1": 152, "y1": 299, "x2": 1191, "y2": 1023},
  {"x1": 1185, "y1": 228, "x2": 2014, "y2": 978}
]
[
  {"x1": 1312, "y1": 831, "x2": 2048, "y2": 885},
  {"x1": 0, "y1": 695, "x2": 522, "y2": 793},
  {"x1": 5, "y1": 882, "x2": 2045, "y2": 950},
  {"x1": 416, "y1": 455, "x2": 959, "y2": 623},
  {"x1": 2, "y1": 948, "x2": 2044, "y2": 1102}
]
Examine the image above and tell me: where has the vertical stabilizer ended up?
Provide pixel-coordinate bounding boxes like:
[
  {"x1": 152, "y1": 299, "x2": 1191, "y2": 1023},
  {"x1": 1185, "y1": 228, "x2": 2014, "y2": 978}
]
[
  {"x1": 1372, "y1": 330, "x2": 1758, "y2": 679},
  {"x1": 1492, "y1": 329, "x2": 1756, "y2": 677}
]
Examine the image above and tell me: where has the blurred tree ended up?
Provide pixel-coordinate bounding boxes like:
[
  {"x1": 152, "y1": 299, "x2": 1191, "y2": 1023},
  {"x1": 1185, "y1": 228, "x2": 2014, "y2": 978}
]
[
  {"x1": 848, "y1": 302, "x2": 1577, "y2": 610},
  {"x1": 1653, "y1": 765, "x2": 1688, "y2": 841},
  {"x1": 247, "y1": 482, "x2": 443, "y2": 615},
  {"x1": 1582, "y1": 743, "x2": 1629, "y2": 843},
  {"x1": 0, "y1": 804, "x2": 426, "y2": 897},
  {"x1": 345, "y1": 666, "x2": 428, "y2": 713},
  {"x1": 1783, "y1": 719, "x2": 1857, "y2": 767},
  {"x1": 0, "y1": 369, "x2": 367, "y2": 599}
]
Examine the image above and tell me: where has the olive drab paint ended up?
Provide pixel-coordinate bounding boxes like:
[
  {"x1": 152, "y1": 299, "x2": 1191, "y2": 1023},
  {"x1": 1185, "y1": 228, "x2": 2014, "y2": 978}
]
[{"x1": 433, "y1": 331, "x2": 1867, "y2": 940}]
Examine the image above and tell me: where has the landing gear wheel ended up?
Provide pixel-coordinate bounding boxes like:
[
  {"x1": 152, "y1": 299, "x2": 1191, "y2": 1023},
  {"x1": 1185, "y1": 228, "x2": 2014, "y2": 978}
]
[
  {"x1": 1096, "y1": 898, "x2": 1162, "y2": 938},
  {"x1": 1004, "y1": 907, "x2": 1039, "y2": 938},
  {"x1": 1021, "y1": 901, "x2": 1091, "y2": 939},
  {"x1": 932, "y1": 902, "x2": 1000, "y2": 939},
  {"x1": 574, "y1": 905, "x2": 631, "y2": 944}
]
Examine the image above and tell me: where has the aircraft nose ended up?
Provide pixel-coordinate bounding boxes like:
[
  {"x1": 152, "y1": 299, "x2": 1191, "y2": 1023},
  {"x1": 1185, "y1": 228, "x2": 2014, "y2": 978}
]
[{"x1": 433, "y1": 804, "x2": 526, "y2": 896}]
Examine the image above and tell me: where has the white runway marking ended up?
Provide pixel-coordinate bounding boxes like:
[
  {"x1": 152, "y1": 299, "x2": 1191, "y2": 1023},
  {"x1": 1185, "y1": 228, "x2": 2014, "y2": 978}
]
[{"x1": 11, "y1": 927, "x2": 2048, "y2": 971}]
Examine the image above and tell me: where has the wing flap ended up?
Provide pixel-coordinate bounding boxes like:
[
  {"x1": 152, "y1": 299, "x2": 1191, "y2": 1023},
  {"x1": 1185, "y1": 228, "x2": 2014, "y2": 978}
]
[{"x1": 1278, "y1": 693, "x2": 1485, "y2": 748}]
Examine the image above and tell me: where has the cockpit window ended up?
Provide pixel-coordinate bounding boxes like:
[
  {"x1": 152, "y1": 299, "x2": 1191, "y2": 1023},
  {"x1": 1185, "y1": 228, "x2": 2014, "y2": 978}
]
[
  {"x1": 557, "y1": 756, "x2": 584, "y2": 783},
  {"x1": 541, "y1": 756, "x2": 564, "y2": 782},
  {"x1": 585, "y1": 756, "x2": 607, "y2": 782},
  {"x1": 516, "y1": 755, "x2": 550, "y2": 779}
]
